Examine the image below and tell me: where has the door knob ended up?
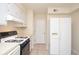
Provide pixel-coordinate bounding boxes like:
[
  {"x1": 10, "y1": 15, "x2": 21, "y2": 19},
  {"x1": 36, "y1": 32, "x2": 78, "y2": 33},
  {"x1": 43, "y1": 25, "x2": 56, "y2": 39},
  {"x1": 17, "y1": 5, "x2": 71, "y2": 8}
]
[{"x1": 52, "y1": 33, "x2": 58, "y2": 35}]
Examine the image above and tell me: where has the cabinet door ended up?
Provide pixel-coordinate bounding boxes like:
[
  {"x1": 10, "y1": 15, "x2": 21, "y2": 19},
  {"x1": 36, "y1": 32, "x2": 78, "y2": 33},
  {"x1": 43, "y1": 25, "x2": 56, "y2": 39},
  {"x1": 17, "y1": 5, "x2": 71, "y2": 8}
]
[
  {"x1": 8, "y1": 46, "x2": 20, "y2": 55},
  {"x1": 8, "y1": 4, "x2": 18, "y2": 17},
  {"x1": 50, "y1": 17, "x2": 60, "y2": 55},
  {"x1": 0, "y1": 3, "x2": 8, "y2": 25},
  {"x1": 8, "y1": 4, "x2": 24, "y2": 24},
  {"x1": 59, "y1": 17, "x2": 71, "y2": 55},
  {"x1": 8, "y1": 4, "x2": 23, "y2": 20}
]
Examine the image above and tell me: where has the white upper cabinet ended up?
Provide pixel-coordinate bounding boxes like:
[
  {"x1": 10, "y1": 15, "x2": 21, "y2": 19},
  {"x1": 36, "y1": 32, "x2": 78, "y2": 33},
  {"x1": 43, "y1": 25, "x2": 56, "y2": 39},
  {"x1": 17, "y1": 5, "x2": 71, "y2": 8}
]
[
  {"x1": 0, "y1": 4, "x2": 8, "y2": 25},
  {"x1": 7, "y1": 4, "x2": 25, "y2": 24},
  {"x1": 0, "y1": 3, "x2": 26, "y2": 26}
]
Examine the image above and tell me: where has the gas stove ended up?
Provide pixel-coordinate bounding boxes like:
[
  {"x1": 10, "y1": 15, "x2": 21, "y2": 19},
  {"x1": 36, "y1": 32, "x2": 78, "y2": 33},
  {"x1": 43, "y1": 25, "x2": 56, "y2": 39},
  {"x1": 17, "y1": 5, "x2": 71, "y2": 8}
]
[
  {"x1": 1, "y1": 36, "x2": 29, "y2": 44},
  {"x1": 0, "y1": 31, "x2": 30, "y2": 55},
  {"x1": 5, "y1": 40, "x2": 23, "y2": 43}
]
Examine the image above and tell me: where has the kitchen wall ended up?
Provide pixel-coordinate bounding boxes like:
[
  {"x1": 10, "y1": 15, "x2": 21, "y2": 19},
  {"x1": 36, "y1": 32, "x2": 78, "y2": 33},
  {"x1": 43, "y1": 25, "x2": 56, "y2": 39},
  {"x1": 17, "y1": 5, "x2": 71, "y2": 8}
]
[
  {"x1": 24, "y1": 9, "x2": 34, "y2": 49},
  {"x1": 26, "y1": 9, "x2": 34, "y2": 36},
  {"x1": 71, "y1": 9, "x2": 79, "y2": 54}
]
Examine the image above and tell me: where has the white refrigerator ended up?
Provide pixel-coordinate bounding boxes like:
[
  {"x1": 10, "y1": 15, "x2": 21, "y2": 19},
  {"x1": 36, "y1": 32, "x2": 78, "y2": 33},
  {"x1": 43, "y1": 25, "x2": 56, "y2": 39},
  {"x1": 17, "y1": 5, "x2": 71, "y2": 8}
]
[{"x1": 49, "y1": 16, "x2": 71, "y2": 55}]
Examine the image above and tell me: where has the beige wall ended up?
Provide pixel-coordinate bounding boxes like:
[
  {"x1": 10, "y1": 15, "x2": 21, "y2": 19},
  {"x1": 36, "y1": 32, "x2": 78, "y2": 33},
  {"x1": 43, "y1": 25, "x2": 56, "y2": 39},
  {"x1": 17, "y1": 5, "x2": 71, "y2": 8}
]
[
  {"x1": 25, "y1": 9, "x2": 34, "y2": 36},
  {"x1": 25, "y1": 9, "x2": 34, "y2": 49},
  {"x1": 71, "y1": 9, "x2": 79, "y2": 54}
]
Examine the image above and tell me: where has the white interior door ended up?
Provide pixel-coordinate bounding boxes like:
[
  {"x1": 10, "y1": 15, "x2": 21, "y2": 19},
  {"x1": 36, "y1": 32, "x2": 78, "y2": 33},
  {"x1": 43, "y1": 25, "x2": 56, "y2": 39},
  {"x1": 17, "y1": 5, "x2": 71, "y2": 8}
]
[
  {"x1": 59, "y1": 17, "x2": 71, "y2": 55},
  {"x1": 49, "y1": 16, "x2": 71, "y2": 55},
  {"x1": 35, "y1": 19, "x2": 45, "y2": 43},
  {"x1": 50, "y1": 17, "x2": 59, "y2": 55}
]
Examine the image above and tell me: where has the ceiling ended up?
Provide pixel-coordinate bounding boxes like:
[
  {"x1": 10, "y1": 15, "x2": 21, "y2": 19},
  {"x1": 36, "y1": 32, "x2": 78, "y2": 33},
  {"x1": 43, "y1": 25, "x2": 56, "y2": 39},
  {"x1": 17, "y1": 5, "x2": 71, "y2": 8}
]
[{"x1": 22, "y1": 3, "x2": 79, "y2": 14}]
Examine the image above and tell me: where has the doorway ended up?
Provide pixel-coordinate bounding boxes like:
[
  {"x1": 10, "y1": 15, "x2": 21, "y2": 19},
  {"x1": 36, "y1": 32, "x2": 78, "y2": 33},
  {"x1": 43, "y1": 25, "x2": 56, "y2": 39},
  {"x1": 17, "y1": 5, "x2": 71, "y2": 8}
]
[
  {"x1": 30, "y1": 14, "x2": 48, "y2": 55},
  {"x1": 34, "y1": 14, "x2": 46, "y2": 44},
  {"x1": 35, "y1": 19, "x2": 45, "y2": 43}
]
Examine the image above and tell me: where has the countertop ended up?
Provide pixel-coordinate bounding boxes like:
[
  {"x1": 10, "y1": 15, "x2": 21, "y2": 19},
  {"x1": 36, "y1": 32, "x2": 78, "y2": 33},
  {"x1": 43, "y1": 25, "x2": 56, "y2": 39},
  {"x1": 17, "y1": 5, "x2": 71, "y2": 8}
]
[{"x1": 0, "y1": 43, "x2": 19, "y2": 55}]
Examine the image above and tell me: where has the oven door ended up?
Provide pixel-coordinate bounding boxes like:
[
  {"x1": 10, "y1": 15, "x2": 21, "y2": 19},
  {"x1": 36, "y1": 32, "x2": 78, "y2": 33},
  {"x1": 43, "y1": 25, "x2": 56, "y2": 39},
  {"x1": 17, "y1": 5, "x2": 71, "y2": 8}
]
[
  {"x1": 22, "y1": 43, "x2": 30, "y2": 55},
  {"x1": 20, "y1": 38, "x2": 30, "y2": 55}
]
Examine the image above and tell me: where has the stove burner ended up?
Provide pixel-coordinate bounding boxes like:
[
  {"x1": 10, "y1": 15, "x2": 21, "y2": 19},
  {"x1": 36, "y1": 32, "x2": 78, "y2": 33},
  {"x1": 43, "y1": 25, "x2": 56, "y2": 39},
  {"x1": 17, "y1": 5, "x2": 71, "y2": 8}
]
[
  {"x1": 16, "y1": 37, "x2": 28, "y2": 39},
  {"x1": 5, "y1": 40, "x2": 23, "y2": 43}
]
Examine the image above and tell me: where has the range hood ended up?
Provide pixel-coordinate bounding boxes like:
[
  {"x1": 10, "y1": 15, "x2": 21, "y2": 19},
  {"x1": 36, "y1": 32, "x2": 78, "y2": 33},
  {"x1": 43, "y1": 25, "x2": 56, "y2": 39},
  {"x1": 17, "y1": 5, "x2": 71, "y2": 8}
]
[
  {"x1": 6, "y1": 15, "x2": 27, "y2": 28},
  {"x1": 6, "y1": 15, "x2": 24, "y2": 24}
]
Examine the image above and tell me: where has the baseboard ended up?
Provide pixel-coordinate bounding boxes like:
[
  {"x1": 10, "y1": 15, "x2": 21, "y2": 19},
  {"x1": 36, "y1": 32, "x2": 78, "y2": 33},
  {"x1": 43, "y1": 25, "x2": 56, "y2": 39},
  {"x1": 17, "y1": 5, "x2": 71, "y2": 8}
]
[{"x1": 72, "y1": 50, "x2": 79, "y2": 55}]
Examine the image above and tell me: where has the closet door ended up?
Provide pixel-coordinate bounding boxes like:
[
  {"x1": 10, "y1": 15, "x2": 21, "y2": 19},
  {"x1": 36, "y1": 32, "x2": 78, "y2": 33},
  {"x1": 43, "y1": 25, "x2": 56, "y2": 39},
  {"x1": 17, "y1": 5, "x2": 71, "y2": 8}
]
[
  {"x1": 59, "y1": 17, "x2": 71, "y2": 55},
  {"x1": 50, "y1": 17, "x2": 60, "y2": 55}
]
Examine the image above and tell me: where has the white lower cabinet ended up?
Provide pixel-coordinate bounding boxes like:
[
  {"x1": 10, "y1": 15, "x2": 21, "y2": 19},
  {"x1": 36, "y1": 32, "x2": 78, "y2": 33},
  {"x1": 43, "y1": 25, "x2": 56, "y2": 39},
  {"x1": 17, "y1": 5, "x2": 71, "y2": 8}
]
[
  {"x1": 8, "y1": 46, "x2": 20, "y2": 55},
  {"x1": 49, "y1": 16, "x2": 71, "y2": 55}
]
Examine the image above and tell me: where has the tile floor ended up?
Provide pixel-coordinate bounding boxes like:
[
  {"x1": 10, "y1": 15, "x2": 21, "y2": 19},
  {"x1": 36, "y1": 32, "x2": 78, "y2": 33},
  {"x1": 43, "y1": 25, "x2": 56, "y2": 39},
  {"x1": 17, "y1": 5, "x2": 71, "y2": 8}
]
[{"x1": 30, "y1": 43, "x2": 48, "y2": 55}]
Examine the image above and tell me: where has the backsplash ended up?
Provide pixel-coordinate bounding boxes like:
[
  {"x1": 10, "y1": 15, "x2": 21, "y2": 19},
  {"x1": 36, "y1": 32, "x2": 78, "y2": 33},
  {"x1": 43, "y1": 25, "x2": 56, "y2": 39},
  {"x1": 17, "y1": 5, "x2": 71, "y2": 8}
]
[
  {"x1": 0, "y1": 26, "x2": 16, "y2": 32},
  {"x1": 16, "y1": 27, "x2": 27, "y2": 37},
  {"x1": 0, "y1": 25, "x2": 27, "y2": 37}
]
